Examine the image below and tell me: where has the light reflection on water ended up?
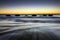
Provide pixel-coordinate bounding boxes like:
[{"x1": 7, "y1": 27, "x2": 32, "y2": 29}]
[
  {"x1": 0, "y1": 17, "x2": 60, "y2": 33},
  {"x1": 0, "y1": 17, "x2": 60, "y2": 40}
]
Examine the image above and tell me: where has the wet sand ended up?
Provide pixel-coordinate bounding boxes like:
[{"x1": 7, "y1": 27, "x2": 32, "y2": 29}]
[{"x1": 0, "y1": 18, "x2": 60, "y2": 33}]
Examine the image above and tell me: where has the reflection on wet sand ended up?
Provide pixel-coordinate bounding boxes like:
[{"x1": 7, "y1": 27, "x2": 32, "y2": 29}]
[
  {"x1": 0, "y1": 17, "x2": 60, "y2": 33},
  {"x1": 0, "y1": 17, "x2": 60, "y2": 40}
]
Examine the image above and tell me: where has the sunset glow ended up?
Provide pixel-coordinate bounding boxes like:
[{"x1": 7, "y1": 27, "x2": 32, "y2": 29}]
[{"x1": 0, "y1": 7, "x2": 60, "y2": 14}]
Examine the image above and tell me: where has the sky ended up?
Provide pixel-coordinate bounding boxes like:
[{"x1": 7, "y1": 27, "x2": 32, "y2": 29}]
[
  {"x1": 0, "y1": 0, "x2": 60, "y2": 14},
  {"x1": 0, "y1": 0, "x2": 60, "y2": 7}
]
